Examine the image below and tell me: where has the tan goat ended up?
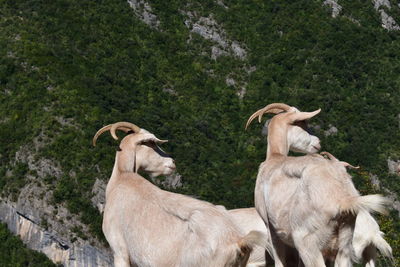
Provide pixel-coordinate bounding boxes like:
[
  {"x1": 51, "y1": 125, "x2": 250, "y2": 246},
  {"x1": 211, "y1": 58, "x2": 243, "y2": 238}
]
[
  {"x1": 246, "y1": 103, "x2": 391, "y2": 267},
  {"x1": 93, "y1": 122, "x2": 266, "y2": 267}
]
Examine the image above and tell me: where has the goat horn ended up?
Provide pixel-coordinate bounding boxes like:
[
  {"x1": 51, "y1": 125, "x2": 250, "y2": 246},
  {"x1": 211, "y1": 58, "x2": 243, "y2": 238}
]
[
  {"x1": 245, "y1": 103, "x2": 292, "y2": 129},
  {"x1": 320, "y1": 151, "x2": 339, "y2": 162},
  {"x1": 340, "y1": 161, "x2": 360, "y2": 169},
  {"x1": 110, "y1": 122, "x2": 141, "y2": 140},
  {"x1": 321, "y1": 152, "x2": 360, "y2": 169},
  {"x1": 93, "y1": 124, "x2": 112, "y2": 146},
  {"x1": 92, "y1": 122, "x2": 141, "y2": 146}
]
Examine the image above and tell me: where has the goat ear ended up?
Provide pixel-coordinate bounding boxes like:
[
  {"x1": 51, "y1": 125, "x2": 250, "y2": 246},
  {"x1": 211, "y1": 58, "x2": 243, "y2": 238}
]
[
  {"x1": 288, "y1": 109, "x2": 321, "y2": 123},
  {"x1": 153, "y1": 138, "x2": 168, "y2": 144},
  {"x1": 136, "y1": 134, "x2": 168, "y2": 144}
]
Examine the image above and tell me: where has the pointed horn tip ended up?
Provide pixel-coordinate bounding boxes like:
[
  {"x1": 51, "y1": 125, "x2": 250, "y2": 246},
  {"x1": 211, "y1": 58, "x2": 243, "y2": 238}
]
[
  {"x1": 245, "y1": 118, "x2": 257, "y2": 130},
  {"x1": 110, "y1": 132, "x2": 119, "y2": 141}
]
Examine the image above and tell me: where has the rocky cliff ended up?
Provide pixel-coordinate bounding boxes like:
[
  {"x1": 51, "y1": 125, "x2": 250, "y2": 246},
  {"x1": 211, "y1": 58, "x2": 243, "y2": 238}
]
[{"x1": 0, "y1": 199, "x2": 112, "y2": 267}]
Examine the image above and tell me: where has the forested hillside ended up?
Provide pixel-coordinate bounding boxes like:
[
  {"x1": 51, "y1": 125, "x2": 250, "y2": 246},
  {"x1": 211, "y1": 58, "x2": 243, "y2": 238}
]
[{"x1": 0, "y1": 0, "x2": 399, "y2": 265}]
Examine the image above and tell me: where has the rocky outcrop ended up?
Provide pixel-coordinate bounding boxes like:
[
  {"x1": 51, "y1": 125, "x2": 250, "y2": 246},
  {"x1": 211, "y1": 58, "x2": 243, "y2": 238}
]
[
  {"x1": 0, "y1": 138, "x2": 113, "y2": 266},
  {"x1": 0, "y1": 199, "x2": 112, "y2": 267},
  {"x1": 127, "y1": 0, "x2": 160, "y2": 29},
  {"x1": 183, "y1": 11, "x2": 247, "y2": 60},
  {"x1": 324, "y1": 124, "x2": 338, "y2": 137},
  {"x1": 373, "y1": 0, "x2": 400, "y2": 30},
  {"x1": 323, "y1": 0, "x2": 342, "y2": 18},
  {"x1": 369, "y1": 173, "x2": 400, "y2": 217},
  {"x1": 387, "y1": 158, "x2": 400, "y2": 175},
  {"x1": 323, "y1": 0, "x2": 400, "y2": 30}
]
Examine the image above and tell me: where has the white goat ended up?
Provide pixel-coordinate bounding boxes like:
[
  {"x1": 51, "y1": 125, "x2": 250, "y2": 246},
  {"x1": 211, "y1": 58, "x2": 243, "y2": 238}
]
[
  {"x1": 245, "y1": 103, "x2": 391, "y2": 267},
  {"x1": 320, "y1": 152, "x2": 393, "y2": 267},
  {"x1": 227, "y1": 207, "x2": 300, "y2": 267},
  {"x1": 93, "y1": 122, "x2": 266, "y2": 267},
  {"x1": 255, "y1": 124, "x2": 393, "y2": 267},
  {"x1": 227, "y1": 208, "x2": 274, "y2": 267}
]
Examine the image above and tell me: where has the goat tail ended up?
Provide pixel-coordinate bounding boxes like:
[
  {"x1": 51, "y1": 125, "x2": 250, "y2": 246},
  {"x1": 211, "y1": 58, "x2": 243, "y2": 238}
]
[
  {"x1": 241, "y1": 230, "x2": 270, "y2": 249},
  {"x1": 238, "y1": 230, "x2": 270, "y2": 258},
  {"x1": 353, "y1": 210, "x2": 393, "y2": 260},
  {"x1": 371, "y1": 231, "x2": 393, "y2": 258},
  {"x1": 340, "y1": 194, "x2": 391, "y2": 216}
]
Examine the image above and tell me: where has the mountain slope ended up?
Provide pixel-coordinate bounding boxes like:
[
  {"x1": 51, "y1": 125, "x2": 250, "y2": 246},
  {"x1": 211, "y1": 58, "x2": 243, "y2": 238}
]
[{"x1": 0, "y1": 0, "x2": 399, "y2": 265}]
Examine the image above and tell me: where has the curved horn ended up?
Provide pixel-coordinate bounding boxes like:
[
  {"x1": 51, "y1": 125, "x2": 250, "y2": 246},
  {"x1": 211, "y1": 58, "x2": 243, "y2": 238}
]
[
  {"x1": 320, "y1": 151, "x2": 339, "y2": 162},
  {"x1": 321, "y1": 152, "x2": 359, "y2": 169},
  {"x1": 110, "y1": 122, "x2": 141, "y2": 141},
  {"x1": 92, "y1": 122, "x2": 141, "y2": 146},
  {"x1": 341, "y1": 161, "x2": 360, "y2": 170},
  {"x1": 93, "y1": 124, "x2": 112, "y2": 146},
  {"x1": 245, "y1": 103, "x2": 292, "y2": 129}
]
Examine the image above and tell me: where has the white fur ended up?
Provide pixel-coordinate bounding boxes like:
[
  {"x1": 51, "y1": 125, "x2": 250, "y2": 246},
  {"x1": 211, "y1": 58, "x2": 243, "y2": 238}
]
[
  {"x1": 228, "y1": 208, "x2": 274, "y2": 266},
  {"x1": 246, "y1": 104, "x2": 391, "y2": 267},
  {"x1": 95, "y1": 123, "x2": 266, "y2": 267},
  {"x1": 353, "y1": 210, "x2": 392, "y2": 266}
]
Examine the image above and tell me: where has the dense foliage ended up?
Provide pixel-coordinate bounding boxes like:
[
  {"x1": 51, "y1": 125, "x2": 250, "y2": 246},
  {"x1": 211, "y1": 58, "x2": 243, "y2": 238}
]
[
  {"x1": 0, "y1": 0, "x2": 399, "y2": 265},
  {"x1": 0, "y1": 223, "x2": 56, "y2": 267}
]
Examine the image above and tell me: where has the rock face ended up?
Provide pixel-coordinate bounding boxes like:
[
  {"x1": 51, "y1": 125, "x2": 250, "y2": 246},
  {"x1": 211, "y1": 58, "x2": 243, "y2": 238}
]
[
  {"x1": 323, "y1": 0, "x2": 400, "y2": 30},
  {"x1": 0, "y1": 199, "x2": 113, "y2": 267},
  {"x1": 323, "y1": 0, "x2": 342, "y2": 18},
  {"x1": 387, "y1": 158, "x2": 400, "y2": 175},
  {"x1": 91, "y1": 178, "x2": 107, "y2": 214},
  {"x1": 0, "y1": 140, "x2": 114, "y2": 266},
  {"x1": 183, "y1": 11, "x2": 247, "y2": 60},
  {"x1": 127, "y1": 0, "x2": 160, "y2": 29},
  {"x1": 372, "y1": 0, "x2": 400, "y2": 30}
]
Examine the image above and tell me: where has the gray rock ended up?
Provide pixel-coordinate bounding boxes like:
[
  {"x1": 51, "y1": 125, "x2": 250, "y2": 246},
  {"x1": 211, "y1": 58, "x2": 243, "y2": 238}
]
[
  {"x1": 379, "y1": 10, "x2": 400, "y2": 30},
  {"x1": 373, "y1": 0, "x2": 400, "y2": 30},
  {"x1": 237, "y1": 86, "x2": 246, "y2": 99},
  {"x1": 0, "y1": 199, "x2": 113, "y2": 267},
  {"x1": 216, "y1": 0, "x2": 228, "y2": 9},
  {"x1": 369, "y1": 174, "x2": 381, "y2": 189},
  {"x1": 261, "y1": 120, "x2": 271, "y2": 136},
  {"x1": 225, "y1": 77, "x2": 236, "y2": 87},
  {"x1": 373, "y1": 0, "x2": 391, "y2": 10},
  {"x1": 91, "y1": 178, "x2": 107, "y2": 214},
  {"x1": 368, "y1": 173, "x2": 400, "y2": 217},
  {"x1": 387, "y1": 158, "x2": 400, "y2": 175},
  {"x1": 1, "y1": 136, "x2": 113, "y2": 266},
  {"x1": 160, "y1": 173, "x2": 183, "y2": 189},
  {"x1": 162, "y1": 87, "x2": 178, "y2": 96},
  {"x1": 127, "y1": 0, "x2": 160, "y2": 29},
  {"x1": 324, "y1": 125, "x2": 338, "y2": 137},
  {"x1": 211, "y1": 46, "x2": 229, "y2": 60},
  {"x1": 183, "y1": 11, "x2": 247, "y2": 60},
  {"x1": 383, "y1": 189, "x2": 400, "y2": 218},
  {"x1": 323, "y1": 0, "x2": 342, "y2": 18}
]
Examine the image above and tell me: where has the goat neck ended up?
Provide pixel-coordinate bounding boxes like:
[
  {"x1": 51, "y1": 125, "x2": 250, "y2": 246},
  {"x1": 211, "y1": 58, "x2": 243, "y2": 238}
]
[
  {"x1": 115, "y1": 138, "x2": 137, "y2": 173},
  {"x1": 267, "y1": 121, "x2": 289, "y2": 160},
  {"x1": 266, "y1": 116, "x2": 290, "y2": 160}
]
